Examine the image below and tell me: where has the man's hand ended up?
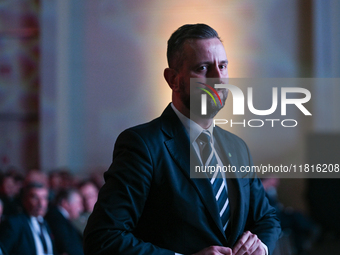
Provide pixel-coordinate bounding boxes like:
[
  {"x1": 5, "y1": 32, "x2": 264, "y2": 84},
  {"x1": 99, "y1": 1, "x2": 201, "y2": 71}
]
[
  {"x1": 193, "y1": 246, "x2": 232, "y2": 255},
  {"x1": 232, "y1": 231, "x2": 266, "y2": 255}
]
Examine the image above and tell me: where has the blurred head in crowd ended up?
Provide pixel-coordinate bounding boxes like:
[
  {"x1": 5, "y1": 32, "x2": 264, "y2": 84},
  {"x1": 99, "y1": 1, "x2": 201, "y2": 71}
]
[
  {"x1": 24, "y1": 169, "x2": 48, "y2": 188},
  {"x1": 261, "y1": 177, "x2": 280, "y2": 191},
  {"x1": 59, "y1": 169, "x2": 74, "y2": 189},
  {"x1": 78, "y1": 181, "x2": 99, "y2": 213},
  {"x1": 0, "y1": 168, "x2": 24, "y2": 198},
  {"x1": 56, "y1": 189, "x2": 83, "y2": 220},
  {"x1": 22, "y1": 182, "x2": 49, "y2": 217},
  {"x1": 0, "y1": 173, "x2": 17, "y2": 198},
  {"x1": 49, "y1": 170, "x2": 62, "y2": 192}
]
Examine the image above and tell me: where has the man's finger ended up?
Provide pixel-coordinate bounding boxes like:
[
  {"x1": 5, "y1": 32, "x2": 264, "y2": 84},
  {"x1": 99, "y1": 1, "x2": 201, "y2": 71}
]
[
  {"x1": 233, "y1": 231, "x2": 261, "y2": 255},
  {"x1": 245, "y1": 238, "x2": 262, "y2": 255},
  {"x1": 232, "y1": 231, "x2": 252, "y2": 254},
  {"x1": 214, "y1": 245, "x2": 232, "y2": 254}
]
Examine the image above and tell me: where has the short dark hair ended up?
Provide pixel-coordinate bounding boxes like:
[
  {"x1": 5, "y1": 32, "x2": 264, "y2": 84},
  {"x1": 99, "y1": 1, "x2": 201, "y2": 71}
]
[
  {"x1": 166, "y1": 24, "x2": 220, "y2": 70},
  {"x1": 55, "y1": 188, "x2": 78, "y2": 205},
  {"x1": 22, "y1": 182, "x2": 46, "y2": 200},
  {"x1": 23, "y1": 182, "x2": 45, "y2": 192},
  {"x1": 78, "y1": 179, "x2": 98, "y2": 190}
]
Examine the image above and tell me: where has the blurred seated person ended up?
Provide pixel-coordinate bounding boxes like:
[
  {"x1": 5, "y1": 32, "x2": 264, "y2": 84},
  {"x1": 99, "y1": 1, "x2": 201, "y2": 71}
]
[
  {"x1": 0, "y1": 172, "x2": 22, "y2": 219},
  {"x1": 45, "y1": 189, "x2": 84, "y2": 255},
  {"x1": 261, "y1": 177, "x2": 318, "y2": 255},
  {"x1": 72, "y1": 180, "x2": 99, "y2": 234},
  {"x1": 0, "y1": 182, "x2": 55, "y2": 255}
]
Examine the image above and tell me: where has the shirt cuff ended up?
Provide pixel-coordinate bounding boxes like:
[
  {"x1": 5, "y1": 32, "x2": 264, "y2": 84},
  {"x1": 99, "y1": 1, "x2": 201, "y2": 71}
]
[{"x1": 261, "y1": 241, "x2": 268, "y2": 255}]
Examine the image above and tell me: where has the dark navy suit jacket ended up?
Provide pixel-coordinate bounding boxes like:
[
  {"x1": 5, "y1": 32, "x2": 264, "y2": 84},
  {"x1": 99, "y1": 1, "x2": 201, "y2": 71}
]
[
  {"x1": 0, "y1": 213, "x2": 55, "y2": 255},
  {"x1": 84, "y1": 104, "x2": 281, "y2": 255},
  {"x1": 45, "y1": 207, "x2": 84, "y2": 255}
]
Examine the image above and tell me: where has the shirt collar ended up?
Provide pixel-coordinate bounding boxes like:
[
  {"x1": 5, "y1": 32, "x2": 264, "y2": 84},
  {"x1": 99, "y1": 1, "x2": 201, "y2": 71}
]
[
  {"x1": 29, "y1": 216, "x2": 41, "y2": 232},
  {"x1": 171, "y1": 103, "x2": 213, "y2": 144},
  {"x1": 30, "y1": 215, "x2": 44, "y2": 223},
  {"x1": 58, "y1": 206, "x2": 70, "y2": 219}
]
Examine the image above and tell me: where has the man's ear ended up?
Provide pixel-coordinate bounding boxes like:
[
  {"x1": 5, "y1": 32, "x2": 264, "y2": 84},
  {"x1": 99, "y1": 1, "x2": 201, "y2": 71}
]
[{"x1": 164, "y1": 68, "x2": 179, "y2": 92}]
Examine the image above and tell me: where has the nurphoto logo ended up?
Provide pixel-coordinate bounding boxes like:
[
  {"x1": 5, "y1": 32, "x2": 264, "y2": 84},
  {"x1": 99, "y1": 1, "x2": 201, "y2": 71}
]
[{"x1": 192, "y1": 78, "x2": 312, "y2": 128}]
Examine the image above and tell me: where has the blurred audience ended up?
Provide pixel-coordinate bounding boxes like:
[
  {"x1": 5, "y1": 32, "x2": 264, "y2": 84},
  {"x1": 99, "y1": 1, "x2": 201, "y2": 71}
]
[
  {"x1": 0, "y1": 182, "x2": 55, "y2": 255},
  {"x1": 0, "y1": 166, "x2": 101, "y2": 255},
  {"x1": 45, "y1": 188, "x2": 84, "y2": 255}
]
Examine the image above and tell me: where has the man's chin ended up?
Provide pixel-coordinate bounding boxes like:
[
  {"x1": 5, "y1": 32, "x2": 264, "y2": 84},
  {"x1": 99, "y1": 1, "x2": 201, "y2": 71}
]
[
  {"x1": 33, "y1": 210, "x2": 47, "y2": 217},
  {"x1": 189, "y1": 107, "x2": 221, "y2": 119}
]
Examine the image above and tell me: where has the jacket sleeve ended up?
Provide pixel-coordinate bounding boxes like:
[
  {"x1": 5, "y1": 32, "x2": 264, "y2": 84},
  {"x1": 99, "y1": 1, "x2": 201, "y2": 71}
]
[
  {"x1": 0, "y1": 216, "x2": 21, "y2": 254},
  {"x1": 83, "y1": 129, "x2": 174, "y2": 255}
]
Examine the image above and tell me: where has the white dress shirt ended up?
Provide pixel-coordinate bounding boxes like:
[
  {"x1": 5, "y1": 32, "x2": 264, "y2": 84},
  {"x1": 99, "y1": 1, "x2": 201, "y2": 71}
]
[
  {"x1": 171, "y1": 103, "x2": 268, "y2": 255},
  {"x1": 28, "y1": 216, "x2": 53, "y2": 255}
]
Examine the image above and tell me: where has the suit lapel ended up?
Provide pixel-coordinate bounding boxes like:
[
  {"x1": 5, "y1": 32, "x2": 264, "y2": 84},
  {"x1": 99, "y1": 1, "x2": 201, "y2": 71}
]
[
  {"x1": 161, "y1": 106, "x2": 251, "y2": 246},
  {"x1": 23, "y1": 214, "x2": 38, "y2": 255},
  {"x1": 161, "y1": 105, "x2": 227, "y2": 241}
]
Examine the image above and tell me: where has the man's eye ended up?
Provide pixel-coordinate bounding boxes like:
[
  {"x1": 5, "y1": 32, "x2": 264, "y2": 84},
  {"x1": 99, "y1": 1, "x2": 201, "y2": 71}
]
[
  {"x1": 219, "y1": 65, "x2": 227, "y2": 69},
  {"x1": 197, "y1": 66, "x2": 207, "y2": 71}
]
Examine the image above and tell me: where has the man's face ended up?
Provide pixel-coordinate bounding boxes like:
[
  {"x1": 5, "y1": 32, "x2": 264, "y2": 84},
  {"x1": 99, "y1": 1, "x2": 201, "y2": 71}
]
[
  {"x1": 23, "y1": 187, "x2": 49, "y2": 217},
  {"x1": 176, "y1": 37, "x2": 229, "y2": 118},
  {"x1": 80, "y1": 183, "x2": 98, "y2": 212},
  {"x1": 2, "y1": 176, "x2": 17, "y2": 198},
  {"x1": 64, "y1": 192, "x2": 84, "y2": 220}
]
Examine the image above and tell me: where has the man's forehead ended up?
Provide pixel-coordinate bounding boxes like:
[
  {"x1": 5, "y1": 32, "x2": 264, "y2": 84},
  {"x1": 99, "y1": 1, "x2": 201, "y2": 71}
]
[
  {"x1": 184, "y1": 37, "x2": 223, "y2": 49},
  {"x1": 82, "y1": 184, "x2": 97, "y2": 193},
  {"x1": 182, "y1": 38, "x2": 227, "y2": 61},
  {"x1": 29, "y1": 187, "x2": 48, "y2": 195}
]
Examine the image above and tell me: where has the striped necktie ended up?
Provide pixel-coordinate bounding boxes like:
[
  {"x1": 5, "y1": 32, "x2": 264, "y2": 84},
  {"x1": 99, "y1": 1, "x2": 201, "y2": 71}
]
[
  {"x1": 37, "y1": 218, "x2": 48, "y2": 254},
  {"x1": 198, "y1": 131, "x2": 230, "y2": 231}
]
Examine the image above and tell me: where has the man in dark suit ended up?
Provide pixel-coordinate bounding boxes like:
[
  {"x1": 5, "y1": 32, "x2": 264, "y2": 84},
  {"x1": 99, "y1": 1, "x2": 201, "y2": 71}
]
[
  {"x1": 45, "y1": 189, "x2": 84, "y2": 255},
  {"x1": 84, "y1": 24, "x2": 281, "y2": 255},
  {"x1": 0, "y1": 182, "x2": 54, "y2": 255}
]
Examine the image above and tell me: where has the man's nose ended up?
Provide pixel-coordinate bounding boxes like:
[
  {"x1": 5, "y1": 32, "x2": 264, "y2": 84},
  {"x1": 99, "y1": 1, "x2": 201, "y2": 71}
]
[
  {"x1": 208, "y1": 65, "x2": 222, "y2": 79},
  {"x1": 37, "y1": 198, "x2": 45, "y2": 207},
  {"x1": 207, "y1": 66, "x2": 227, "y2": 86}
]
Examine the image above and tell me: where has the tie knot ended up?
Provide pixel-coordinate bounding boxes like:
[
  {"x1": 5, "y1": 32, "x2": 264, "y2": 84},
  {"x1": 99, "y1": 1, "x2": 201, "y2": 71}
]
[
  {"x1": 198, "y1": 131, "x2": 211, "y2": 144},
  {"x1": 37, "y1": 216, "x2": 44, "y2": 225}
]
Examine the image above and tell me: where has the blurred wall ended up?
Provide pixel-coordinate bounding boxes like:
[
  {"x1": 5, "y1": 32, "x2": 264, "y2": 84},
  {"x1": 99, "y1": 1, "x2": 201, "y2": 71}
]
[
  {"x1": 40, "y1": 0, "x2": 304, "y2": 172},
  {"x1": 38, "y1": 0, "x2": 340, "y2": 211},
  {"x1": 0, "y1": 1, "x2": 40, "y2": 171}
]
